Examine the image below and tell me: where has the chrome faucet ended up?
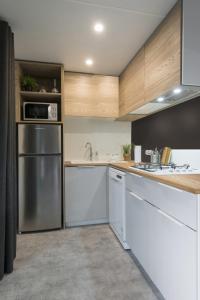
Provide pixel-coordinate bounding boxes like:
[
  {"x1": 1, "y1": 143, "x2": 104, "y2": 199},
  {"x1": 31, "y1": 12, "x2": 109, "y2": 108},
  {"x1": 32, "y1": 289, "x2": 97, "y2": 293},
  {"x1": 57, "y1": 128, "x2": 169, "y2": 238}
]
[{"x1": 85, "y1": 142, "x2": 93, "y2": 161}]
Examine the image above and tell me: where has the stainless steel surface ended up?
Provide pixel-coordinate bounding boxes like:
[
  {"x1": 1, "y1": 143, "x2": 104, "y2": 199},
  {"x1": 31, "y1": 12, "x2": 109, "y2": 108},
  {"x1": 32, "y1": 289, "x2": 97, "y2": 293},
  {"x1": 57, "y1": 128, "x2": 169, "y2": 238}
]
[
  {"x1": 19, "y1": 155, "x2": 61, "y2": 232},
  {"x1": 150, "y1": 154, "x2": 160, "y2": 165},
  {"x1": 18, "y1": 124, "x2": 61, "y2": 155},
  {"x1": 18, "y1": 124, "x2": 62, "y2": 232},
  {"x1": 148, "y1": 148, "x2": 161, "y2": 165},
  {"x1": 85, "y1": 142, "x2": 93, "y2": 161}
]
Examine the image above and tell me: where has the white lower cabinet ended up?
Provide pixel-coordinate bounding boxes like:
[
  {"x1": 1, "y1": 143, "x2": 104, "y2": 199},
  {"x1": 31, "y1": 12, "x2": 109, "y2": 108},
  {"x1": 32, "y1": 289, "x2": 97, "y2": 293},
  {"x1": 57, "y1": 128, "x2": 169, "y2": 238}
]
[
  {"x1": 150, "y1": 206, "x2": 197, "y2": 300},
  {"x1": 126, "y1": 185, "x2": 197, "y2": 300},
  {"x1": 65, "y1": 166, "x2": 108, "y2": 226},
  {"x1": 126, "y1": 190, "x2": 149, "y2": 267}
]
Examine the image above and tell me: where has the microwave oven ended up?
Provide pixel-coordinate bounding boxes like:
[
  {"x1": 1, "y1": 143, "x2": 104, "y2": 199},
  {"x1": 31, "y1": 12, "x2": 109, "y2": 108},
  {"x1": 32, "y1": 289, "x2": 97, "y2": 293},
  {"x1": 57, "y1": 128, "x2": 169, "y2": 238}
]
[{"x1": 23, "y1": 102, "x2": 58, "y2": 121}]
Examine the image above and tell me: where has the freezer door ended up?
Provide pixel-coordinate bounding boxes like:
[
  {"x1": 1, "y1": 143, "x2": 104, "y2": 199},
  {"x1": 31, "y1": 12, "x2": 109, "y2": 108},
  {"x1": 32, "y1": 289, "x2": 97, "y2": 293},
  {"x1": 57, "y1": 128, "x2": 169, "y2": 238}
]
[
  {"x1": 18, "y1": 155, "x2": 62, "y2": 232},
  {"x1": 18, "y1": 124, "x2": 61, "y2": 155}
]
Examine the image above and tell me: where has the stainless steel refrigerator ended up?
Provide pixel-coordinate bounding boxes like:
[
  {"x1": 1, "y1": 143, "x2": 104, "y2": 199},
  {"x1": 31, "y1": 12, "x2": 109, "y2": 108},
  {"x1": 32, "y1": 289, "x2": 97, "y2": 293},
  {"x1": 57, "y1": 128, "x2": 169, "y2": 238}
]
[{"x1": 18, "y1": 124, "x2": 62, "y2": 232}]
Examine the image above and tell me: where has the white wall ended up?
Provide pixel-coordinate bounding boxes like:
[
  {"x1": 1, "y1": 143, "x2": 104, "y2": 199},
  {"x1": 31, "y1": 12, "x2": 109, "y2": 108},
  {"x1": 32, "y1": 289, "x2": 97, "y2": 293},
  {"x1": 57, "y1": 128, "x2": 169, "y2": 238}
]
[{"x1": 63, "y1": 117, "x2": 131, "y2": 161}]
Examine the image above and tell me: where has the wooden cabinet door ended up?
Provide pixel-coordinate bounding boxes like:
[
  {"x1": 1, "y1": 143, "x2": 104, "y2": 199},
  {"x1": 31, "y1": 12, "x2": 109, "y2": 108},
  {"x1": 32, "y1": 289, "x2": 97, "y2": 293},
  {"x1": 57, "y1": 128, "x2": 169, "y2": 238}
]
[
  {"x1": 144, "y1": 2, "x2": 181, "y2": 102},
  {"x1": 64, "y1": 72, "x2": 119, "y2": 118},
  {"x1": 119, "y1": 47, "x2": 145, "y2": 117}
]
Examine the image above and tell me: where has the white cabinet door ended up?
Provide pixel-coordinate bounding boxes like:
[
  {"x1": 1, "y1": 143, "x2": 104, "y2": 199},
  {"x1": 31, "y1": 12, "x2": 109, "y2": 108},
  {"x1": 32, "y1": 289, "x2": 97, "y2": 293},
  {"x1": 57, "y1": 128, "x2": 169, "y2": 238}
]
[
  {"x1": 126, "y1": 189, "x2": 197, "y2": 300},
  {"x1": 126, "y1": 190, "x2": 149, "y2": 269},
  {"x1": 65, "y1": 166, "x2": 108, "y2": 226},
  {"x1": 150, "y1": 207, "x2": 197, "y2": 300}
]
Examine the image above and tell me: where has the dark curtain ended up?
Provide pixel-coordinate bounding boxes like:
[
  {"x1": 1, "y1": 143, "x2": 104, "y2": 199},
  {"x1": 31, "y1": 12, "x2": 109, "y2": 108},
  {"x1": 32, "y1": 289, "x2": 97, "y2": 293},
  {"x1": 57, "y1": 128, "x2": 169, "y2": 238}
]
[{"x1": 0, "y1": 21, "x2": 17, "y2": 280}]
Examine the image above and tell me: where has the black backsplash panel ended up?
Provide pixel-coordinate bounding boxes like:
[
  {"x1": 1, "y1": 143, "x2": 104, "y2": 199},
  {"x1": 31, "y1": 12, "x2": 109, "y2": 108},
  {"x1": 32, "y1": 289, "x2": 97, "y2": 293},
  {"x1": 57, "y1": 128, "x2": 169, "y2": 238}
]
[{"x1": 132, "y1": 97, "x2": 200, "y2": 161}]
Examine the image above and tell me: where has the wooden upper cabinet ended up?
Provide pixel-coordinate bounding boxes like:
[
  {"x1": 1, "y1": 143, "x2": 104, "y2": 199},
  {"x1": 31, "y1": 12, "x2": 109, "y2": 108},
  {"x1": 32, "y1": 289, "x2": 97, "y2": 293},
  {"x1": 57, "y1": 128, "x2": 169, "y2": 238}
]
[
  {"x1": 64, "y1": 72, "x2": 119, "y2": 118},
  {"x1": 144, "y1": 1, "x2": 181, "y2": 102},
  {"x1": 119, "y1": 47, "x2": 145, "y2": 117},
  {"x1": 118, "y1": 2, "x2": 182, "y2": 119}
]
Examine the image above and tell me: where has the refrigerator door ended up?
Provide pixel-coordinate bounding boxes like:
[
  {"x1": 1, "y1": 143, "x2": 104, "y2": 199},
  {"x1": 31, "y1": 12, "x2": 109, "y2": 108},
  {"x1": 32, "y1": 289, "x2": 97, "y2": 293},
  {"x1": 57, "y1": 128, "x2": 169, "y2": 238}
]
[
  {"x1": 18, "y1": 155, "x2": 62, "y2": 232},
  {"x1": 18, "y1": 124, "x2": 61, "y2": 155}
]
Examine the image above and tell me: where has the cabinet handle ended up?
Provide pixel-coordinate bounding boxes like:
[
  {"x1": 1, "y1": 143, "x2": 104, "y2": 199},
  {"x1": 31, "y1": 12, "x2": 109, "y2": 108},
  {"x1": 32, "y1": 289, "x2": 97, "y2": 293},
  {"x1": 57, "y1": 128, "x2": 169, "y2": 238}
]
[
  {"x1": 158, "y1": 210, "x2": 183, "y2": 227},
  {"x1": 158, "y1": 182, "x2": 183, "y2": 192},
  {"x1": 129, "y1": 191, "x2": 143, "y2": 201},
  {"x1": 129, "y1": 172, "x2": 142, "y2": 178},
  {"x1": 111, "y1": 176, "x2": 123, "y2": 183}
]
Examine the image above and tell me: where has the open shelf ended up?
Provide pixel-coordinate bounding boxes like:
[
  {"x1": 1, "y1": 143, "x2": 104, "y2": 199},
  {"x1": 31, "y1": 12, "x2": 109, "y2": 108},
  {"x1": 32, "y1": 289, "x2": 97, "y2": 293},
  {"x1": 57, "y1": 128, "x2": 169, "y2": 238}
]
[
  {"x1": 15, "y1": 60, "x2": 64, "y2": 122},
  {"x1": 20, "y1": 91, "x2": 62, "y2": 99},
  {"x1": 17, "y1": 120, "x2": 63, "y2": 125}
]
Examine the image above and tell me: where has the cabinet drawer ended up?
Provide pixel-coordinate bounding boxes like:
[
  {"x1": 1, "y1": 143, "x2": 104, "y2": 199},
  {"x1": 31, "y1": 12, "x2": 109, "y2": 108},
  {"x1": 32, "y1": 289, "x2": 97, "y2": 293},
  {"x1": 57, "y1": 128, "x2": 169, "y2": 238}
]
[
  {"x1": 143, "y1": 178, "x2": 197, "y2": 230},
  {"x1": 126, "y1": 172, "x2": 145, "y2": 199},
  {"x1": 127, "y1": 171, "x2": 197, "y2": 230}
]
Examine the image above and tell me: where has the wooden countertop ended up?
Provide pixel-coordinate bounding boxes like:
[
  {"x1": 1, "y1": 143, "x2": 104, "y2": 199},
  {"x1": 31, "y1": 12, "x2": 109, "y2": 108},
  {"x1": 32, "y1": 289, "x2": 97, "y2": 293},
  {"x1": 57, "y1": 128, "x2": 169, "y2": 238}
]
[
  {"x1": 111, "y1": 161, "x2": 200, "y2": 195},
  {"x1": 65, "y1": 161, "x2": 200, "y2": 194},
  {"x1": 64, "y1": 161, "x2": 110, "y2": 167}
]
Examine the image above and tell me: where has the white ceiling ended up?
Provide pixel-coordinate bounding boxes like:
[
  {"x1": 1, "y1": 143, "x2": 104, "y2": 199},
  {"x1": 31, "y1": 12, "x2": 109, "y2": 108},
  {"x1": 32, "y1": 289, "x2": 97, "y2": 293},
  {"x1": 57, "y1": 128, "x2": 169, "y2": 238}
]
[{"x1": 0, "y1": 0, "x2": 176, "y2": 75}]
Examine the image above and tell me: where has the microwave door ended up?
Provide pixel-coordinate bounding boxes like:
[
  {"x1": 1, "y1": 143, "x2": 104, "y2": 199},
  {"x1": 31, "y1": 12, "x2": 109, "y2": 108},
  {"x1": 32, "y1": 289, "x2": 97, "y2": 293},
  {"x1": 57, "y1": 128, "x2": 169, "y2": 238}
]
[{"x1": 24, "y1": 103, "x2": 48, "y2": 120}]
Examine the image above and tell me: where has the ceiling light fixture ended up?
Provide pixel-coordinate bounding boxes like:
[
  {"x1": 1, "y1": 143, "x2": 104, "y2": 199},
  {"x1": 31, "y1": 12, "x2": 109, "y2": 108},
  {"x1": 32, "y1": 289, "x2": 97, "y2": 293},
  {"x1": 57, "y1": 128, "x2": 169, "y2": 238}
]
[
  {"x1": 94, "y1": 22, "x2": 104, "y2": 33},
  {"x1": 173, "y1": 87, "x2": 182, "y2": 95},
  {"x1": 157, "y1": 96, "x2": 165, "y2": 102},
  {"x1": 85, "y1": 58, "x2": 93, "y2": 66}
]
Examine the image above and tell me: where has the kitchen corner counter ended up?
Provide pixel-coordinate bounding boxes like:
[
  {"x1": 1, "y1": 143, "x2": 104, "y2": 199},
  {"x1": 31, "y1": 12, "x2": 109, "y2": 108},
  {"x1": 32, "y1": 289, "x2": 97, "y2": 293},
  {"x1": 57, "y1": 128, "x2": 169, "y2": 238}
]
[
  {"x1": 65, "y1": 160, "x2": 200, "y2": 194},
  {"x1": 110, "y1": 161, "x2": 200, "y2": 194}
]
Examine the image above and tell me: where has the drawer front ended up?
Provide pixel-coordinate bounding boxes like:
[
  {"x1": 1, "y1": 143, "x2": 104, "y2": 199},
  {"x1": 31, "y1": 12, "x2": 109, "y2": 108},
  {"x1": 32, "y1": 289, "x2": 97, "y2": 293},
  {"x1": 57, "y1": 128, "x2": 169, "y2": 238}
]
[
  {"x1": 126, "y1": 172, "x2": 145, "y2": 199},
  {"x1": 126, "y1": 172, "x2": 197, "y2": 230},
  {"x1": 143, "y1": 178, "x2": 197, "y2": 230}
]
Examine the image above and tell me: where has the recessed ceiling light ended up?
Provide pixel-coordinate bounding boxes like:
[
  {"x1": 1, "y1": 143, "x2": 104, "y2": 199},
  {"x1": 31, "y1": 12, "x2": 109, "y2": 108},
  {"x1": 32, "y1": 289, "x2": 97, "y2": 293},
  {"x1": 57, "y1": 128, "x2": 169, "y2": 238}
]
[
  {"x1": 157, "y1": 97, "x2": 165, "y2": 102},
  {"x1": 94, "y1": 22, "x2": 104, "y2": 33},
  {"x1": 173, "y1": 88, "x2": 182, "y2": 95},
  {"x1": 85, "y1": 58, "x2": 93, "y2": 66}
]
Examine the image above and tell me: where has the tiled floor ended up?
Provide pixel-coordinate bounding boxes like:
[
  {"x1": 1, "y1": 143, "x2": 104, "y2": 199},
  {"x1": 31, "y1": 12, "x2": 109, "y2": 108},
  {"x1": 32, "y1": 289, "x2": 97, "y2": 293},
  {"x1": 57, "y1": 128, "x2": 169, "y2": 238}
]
[{"x1": 0, "y1": 225, "x2": 162, "y2": 300}]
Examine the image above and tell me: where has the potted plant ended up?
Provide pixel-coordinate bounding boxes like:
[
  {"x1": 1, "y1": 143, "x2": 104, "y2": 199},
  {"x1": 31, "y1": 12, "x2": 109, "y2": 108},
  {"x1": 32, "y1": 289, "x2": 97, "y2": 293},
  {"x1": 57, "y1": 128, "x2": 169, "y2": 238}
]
[
  {"x1": 122, "y1": 144, "x2": 133, "y2": 161},
  {"x1": 21, "y1": 75, "x2": 38, "y2": 91}
]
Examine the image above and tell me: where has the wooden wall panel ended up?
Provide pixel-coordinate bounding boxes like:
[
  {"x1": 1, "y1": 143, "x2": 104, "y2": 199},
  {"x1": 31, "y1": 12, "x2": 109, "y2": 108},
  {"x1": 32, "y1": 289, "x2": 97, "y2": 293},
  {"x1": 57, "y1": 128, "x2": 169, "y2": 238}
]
[
  {"x1": 144, "y1": 2, "x2": 181, "y2": 102},
  {"x1": 15, "y1": 61, "x2": 22, "y2": 122},
  {"x1": 64, "y1": 72, "x2": 119, "y2": 118},
  {"x1": 60, "y1": 65, "x2": 65, "y2": 122}
]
